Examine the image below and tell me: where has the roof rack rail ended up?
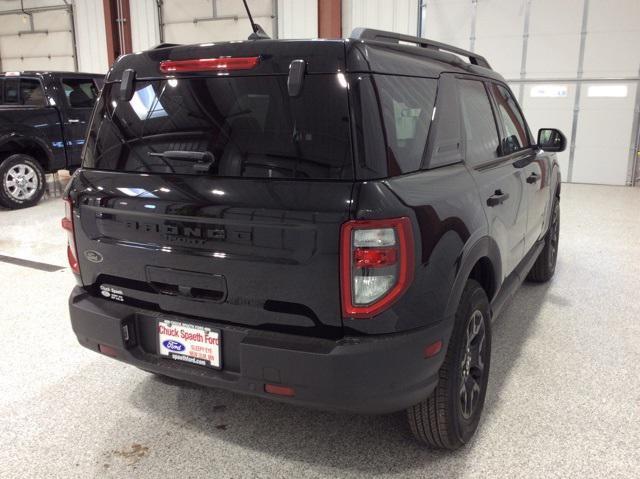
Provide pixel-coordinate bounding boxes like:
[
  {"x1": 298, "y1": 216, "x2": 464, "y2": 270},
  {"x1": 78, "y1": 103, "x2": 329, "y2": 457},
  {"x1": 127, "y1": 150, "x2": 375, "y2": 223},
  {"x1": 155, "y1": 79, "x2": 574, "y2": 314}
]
[
  {"x1": 153, "y1": 43, "x2": 180, "y2": 49},
  {"x1": 350, "y1": 28, "x2": 492, "y2": 70}
]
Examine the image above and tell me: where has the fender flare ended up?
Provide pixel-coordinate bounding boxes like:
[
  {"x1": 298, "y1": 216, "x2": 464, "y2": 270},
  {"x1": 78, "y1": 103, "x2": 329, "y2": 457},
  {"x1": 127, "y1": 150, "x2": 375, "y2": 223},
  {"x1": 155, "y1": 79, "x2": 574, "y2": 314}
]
[
  {"x1": 0, "y1": 133, "x2": 56, "y2": 169},
  {"x1": 443, "y1": 236, "x2": 502, "y2": 319}
]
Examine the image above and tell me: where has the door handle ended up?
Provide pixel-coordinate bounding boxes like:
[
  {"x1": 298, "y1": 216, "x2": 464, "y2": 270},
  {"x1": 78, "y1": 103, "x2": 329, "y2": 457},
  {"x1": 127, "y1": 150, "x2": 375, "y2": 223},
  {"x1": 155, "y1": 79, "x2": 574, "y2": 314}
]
[
  {"x1": 526, "y1": 172, "x2": 540, "y2": 184},
  {"x1": 67, "y1": 118, "x2": 81, "y2": 124},
  {"x1": 487, "y1": 190, "x2": 509, "y2": 207}
]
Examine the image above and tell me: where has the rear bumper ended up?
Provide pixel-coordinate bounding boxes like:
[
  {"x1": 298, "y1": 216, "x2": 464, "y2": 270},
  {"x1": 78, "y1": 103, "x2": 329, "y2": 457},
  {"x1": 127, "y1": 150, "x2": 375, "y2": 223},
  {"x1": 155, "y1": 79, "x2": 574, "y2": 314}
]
[{"x1": 69, "y1": 287, "x2": 453, "y2": 414}]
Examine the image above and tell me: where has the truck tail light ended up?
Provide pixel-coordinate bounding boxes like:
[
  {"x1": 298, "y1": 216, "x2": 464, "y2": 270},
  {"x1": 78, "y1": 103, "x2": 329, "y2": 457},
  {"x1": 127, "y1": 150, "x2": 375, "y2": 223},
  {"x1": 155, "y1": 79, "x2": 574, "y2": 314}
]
[
  {"x1": 340, "y1": 217, "x2": 414, "y2": 319},
  {"x1": 159, "y1": 56, "x2": 260, "y2": 73},
  {"x1": 62, "y1": 198, "x2": 80, "y2": 274}
]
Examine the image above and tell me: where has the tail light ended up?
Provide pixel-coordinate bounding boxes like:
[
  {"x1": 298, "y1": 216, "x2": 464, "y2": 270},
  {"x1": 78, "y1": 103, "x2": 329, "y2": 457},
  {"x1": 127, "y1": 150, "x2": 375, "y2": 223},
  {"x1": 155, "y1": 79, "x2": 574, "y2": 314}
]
[
  {"x1": 62, "y1": 198, "x2": 80, "y2": 274},
  {"x1": 159, "y1": 56, "x2": 260, "y2": 73},
  {"x1": 340, "y1": 217, "x2": 414, "y2": 318}
]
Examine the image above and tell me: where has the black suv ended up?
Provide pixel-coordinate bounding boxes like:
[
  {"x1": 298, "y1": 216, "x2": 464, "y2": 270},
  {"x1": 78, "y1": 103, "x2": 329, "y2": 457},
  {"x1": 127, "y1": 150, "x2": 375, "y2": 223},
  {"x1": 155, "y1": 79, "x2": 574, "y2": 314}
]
[
  {"x1": 0, "y1": 71, "x2": 103, "y2": 209},
  {"x1": 65, "y1": 28, "x2": 565, "y2": 449}
]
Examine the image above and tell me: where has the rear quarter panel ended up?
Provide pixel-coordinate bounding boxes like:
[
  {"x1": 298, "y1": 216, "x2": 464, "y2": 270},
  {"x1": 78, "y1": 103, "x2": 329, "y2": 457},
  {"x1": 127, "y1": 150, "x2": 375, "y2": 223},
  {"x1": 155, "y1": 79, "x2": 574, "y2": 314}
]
[{"x1": 347, "y1": 164, "x2": 489, "y2": 334}]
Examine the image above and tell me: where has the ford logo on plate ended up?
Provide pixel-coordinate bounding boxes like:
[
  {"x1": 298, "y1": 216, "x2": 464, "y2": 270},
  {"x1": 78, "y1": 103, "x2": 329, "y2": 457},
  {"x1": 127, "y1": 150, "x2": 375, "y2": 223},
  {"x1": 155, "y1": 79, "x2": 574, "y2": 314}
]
[
  {"x1": 163, "y1": 340, "x2": 185, "y2": 352},
  {"x1": 84, "y1": 250, "x2": 103, "y2": 263}
]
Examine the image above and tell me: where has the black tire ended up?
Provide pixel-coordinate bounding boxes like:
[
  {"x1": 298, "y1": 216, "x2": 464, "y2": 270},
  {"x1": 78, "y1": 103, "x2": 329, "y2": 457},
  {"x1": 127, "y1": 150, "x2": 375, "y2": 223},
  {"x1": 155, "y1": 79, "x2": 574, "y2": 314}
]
[
  {"x1": 527, "y1": 198, "x2": 560, "y2": 282},
  {"x1": 407, "y1": 279, "x2": 491, "y2": 450},
  {"x1": 0, "y1": 154, "x2": 46, "y2": 209}
]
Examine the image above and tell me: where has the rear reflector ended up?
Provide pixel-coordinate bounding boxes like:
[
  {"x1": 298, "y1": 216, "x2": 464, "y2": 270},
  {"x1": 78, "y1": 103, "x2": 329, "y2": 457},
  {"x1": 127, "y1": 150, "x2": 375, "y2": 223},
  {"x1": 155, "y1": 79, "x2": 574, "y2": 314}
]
[
  {"x1": 99, "y1": 344, "x2": 118, "y2": 357},
  {"x1": 423, "y1": 340, "x2": 443, "y2": 358},
  {"x1": 62, "y1": 198, "x2": 80, "y2": 274},
  {"x1": 264, "y1": 384, "x2": 295, "y2": 397},
  {"x1": 159, "y1": 56, "x2": 260, "y2": 73}
]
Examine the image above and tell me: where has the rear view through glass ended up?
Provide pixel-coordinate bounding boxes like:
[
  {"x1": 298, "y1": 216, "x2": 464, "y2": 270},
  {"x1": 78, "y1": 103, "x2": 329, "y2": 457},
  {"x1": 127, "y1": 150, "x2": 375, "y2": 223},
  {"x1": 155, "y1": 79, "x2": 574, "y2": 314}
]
[{"x1": 83, "y1": 75, "x2": 353, "y2": 180}]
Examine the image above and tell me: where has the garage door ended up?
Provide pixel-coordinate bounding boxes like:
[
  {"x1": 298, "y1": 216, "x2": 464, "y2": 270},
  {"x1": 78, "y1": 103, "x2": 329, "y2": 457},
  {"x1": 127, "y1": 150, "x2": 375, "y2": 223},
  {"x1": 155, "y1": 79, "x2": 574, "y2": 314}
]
[
  {"x1": 0, "y1": 5, "x2": 76, "y2": 72},
  {"x1": 160, "y1": 0, "x2": 277, "y2": 44}
]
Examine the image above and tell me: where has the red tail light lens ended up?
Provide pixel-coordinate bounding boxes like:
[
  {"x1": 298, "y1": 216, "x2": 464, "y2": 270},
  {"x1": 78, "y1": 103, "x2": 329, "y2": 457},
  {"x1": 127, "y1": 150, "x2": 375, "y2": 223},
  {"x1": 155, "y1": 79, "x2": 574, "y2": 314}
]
[
  {"x1": 159, "y1": 56, "x2": 260, "y2": 73},
  {"x1": 340, "y1": 217, "x2": 414, "y2": 319},
  {"x1": 62, "y1": 198, "x2": 80, "y2": 274}
]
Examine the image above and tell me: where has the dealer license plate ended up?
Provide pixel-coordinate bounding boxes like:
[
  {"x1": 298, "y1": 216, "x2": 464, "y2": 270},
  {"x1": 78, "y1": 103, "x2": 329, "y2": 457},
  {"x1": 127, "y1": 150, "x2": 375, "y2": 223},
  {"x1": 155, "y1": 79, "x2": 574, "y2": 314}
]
[{"x1": 157, "y1": 320, "x2": 221, "y2": 369}]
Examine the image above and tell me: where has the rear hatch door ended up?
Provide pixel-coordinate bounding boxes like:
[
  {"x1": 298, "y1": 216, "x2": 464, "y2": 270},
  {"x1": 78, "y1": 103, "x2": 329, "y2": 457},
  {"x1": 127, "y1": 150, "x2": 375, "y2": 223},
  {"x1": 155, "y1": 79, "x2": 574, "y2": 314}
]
[{"x1": 73, "y1": 45, "x2": 353, "y2": 337}]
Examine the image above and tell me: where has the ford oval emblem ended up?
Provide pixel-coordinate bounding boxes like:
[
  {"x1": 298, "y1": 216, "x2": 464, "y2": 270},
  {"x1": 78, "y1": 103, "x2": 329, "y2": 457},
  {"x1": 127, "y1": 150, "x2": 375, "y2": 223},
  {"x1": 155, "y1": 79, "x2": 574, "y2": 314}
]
[
  {"x1": 84, "y1": 250, "x2": 103, "y2": 263},
  {"x1": 163, "y1": 340, "x2": 186, "y2": 352}
]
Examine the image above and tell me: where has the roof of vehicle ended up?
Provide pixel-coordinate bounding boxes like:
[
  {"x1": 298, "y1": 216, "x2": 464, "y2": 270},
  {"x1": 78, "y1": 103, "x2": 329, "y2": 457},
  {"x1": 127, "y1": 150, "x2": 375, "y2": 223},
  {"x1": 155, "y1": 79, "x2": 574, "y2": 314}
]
[
  {"x1": 0, "y1": 71, "x2": 104, "y2": 78},
  {"x1": 106, "y1": 28, "x2": 505, "y2": 83}
]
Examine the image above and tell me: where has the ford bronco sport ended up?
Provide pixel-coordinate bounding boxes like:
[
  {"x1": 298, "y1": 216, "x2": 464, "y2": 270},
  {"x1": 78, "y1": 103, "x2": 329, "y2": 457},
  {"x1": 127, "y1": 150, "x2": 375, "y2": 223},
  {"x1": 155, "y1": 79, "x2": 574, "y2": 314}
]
[{"x1": 65, "y1": 28, "x2": 565, "y2": 449}]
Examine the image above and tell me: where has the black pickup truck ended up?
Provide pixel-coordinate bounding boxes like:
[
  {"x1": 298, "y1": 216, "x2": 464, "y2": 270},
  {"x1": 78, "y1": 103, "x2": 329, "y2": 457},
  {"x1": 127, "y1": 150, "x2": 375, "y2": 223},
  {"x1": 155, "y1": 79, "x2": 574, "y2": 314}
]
[
  {"x1": 66, "y1": 29, "x2": 565, "y2": 449},
  {"x1": 0, "y1": 71, "x2": 103, "y2": 209}
]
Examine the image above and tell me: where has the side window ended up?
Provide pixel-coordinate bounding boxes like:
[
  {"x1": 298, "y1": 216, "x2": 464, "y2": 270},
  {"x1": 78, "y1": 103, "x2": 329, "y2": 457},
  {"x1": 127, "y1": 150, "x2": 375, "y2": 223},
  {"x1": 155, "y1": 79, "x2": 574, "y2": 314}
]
[
  {"x1": 4, "y1": 79, "x2": 19, "y2": 104},
  {"x1": 62, "y1": 78, "x2": 99, "y2": 108},
  {"x1": 489, "y1": 83, "x2": 530, "y2": 155},
  {"x1": 20, "y1": 79, "x2": 45, "y2": 106},
  {"x1": 458, "y1": 79, "x2": 500, "y2": 166},
  {"x1": 375, "y1": 75, "x2": 438, "y2": 174}
]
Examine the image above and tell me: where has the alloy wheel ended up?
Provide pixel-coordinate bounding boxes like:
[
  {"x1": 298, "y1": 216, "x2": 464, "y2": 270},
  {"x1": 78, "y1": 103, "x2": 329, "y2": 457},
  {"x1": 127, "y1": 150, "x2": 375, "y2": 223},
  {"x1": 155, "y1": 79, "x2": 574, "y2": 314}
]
[
  {"x1": 4, "y1": 163, "x2": 39, "y2": 201},
  {"x1": 459, "y1": 309, "x2": 487, "y2": 420}
]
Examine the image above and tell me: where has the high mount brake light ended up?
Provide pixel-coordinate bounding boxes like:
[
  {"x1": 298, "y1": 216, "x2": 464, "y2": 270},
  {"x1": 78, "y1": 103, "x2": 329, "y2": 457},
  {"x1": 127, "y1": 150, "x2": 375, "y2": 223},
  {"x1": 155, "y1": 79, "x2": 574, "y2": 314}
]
[
  {"x1": 62, "y1": 198, "x2": 80, "y2": 274},
  {"x1": 159, "y1": 56, "x2": 260, "y2": 73},
  {"x1": 340, "y1": 217, "x2": 414, "y2": 319}
]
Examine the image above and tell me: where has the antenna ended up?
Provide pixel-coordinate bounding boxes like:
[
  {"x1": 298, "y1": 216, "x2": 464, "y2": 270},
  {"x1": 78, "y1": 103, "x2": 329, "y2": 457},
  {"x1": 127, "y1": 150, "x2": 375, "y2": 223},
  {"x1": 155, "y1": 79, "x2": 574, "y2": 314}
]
[{"x1": 241, "y1": 0, "x2": 270, "y2": 40}]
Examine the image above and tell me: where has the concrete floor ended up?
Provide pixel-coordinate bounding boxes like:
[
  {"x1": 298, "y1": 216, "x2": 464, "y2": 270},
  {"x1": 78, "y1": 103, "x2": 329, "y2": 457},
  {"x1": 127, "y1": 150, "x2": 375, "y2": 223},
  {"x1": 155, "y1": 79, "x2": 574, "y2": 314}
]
[{"x1": 0, "y1": 183, "x2": 639, "y2": 478}]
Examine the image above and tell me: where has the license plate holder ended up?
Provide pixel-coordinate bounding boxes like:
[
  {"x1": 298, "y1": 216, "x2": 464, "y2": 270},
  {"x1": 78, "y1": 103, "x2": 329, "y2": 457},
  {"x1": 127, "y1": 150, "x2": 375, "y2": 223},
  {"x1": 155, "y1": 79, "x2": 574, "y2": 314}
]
[{"x1": 157, "y1": 319, "x2": 221, "y2": 369}]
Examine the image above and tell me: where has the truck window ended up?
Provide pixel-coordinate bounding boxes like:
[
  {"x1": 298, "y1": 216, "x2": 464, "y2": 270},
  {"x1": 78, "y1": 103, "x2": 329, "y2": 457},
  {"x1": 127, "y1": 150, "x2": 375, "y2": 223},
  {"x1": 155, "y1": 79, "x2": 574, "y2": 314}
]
[
  {"x1": 62, "y1": 78, "x2": 99, "y2": 108},
  {"x1": 4, "y1": 79, "x2": 19, "y2": 104},
  {"x1": 20, "y1": 79, "x2": 45, "y2": 106}
]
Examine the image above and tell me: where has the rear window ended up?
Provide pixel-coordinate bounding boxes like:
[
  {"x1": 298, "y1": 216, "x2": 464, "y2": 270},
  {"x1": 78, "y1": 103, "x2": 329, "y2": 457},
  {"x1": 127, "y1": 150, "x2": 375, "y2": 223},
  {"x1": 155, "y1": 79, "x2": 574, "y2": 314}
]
[{"x1": 83, "y1": 75, "x2": 353, "y2": 180}]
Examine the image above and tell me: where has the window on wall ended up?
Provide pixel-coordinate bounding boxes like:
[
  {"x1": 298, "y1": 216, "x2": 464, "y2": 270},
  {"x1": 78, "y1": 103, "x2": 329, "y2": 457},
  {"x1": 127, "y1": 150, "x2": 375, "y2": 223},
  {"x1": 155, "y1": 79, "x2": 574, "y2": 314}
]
[
  {"x1": 458, "y1": 79, "x2": 500, "y2": 167},
  {"x1": 489, "y1": 83, "x2": 531, "y2": 155}
]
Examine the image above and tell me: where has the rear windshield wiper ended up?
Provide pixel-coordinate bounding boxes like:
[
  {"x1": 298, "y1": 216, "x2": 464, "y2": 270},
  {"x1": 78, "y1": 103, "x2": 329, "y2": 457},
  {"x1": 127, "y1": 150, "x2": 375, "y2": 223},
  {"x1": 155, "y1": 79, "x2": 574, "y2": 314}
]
[{"x1": 148, "y1": 150, "x2": 215, "y2": 172}]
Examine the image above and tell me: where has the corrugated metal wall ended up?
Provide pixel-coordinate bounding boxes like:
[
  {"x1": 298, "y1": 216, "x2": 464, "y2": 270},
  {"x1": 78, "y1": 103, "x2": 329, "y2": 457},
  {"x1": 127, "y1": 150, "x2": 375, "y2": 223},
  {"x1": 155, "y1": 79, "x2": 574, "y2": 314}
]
[{"x1": 422, "y1": 0, "x2": 640, "y2": 186}]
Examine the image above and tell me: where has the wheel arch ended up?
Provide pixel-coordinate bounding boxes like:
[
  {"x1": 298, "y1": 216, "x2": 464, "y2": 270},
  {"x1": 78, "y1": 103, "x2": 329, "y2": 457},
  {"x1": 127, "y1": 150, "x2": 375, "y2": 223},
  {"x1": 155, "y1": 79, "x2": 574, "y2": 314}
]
[
  {"x1": 444, "y1": 236, "x2": 502, "y2": 319},
  {"x1": 0, "y1": 135, "x2": 55, "y2": 172}
]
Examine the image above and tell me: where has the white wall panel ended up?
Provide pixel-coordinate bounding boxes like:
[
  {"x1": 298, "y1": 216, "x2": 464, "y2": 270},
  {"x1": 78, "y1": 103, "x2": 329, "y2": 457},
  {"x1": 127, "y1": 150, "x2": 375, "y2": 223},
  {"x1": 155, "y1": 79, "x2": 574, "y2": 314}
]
[
  {"x1": 277, "y1": 0, "x2": 317, "y2": 39},
  {"x1": 161, "y1": 0, "x2": 275, "y2": 43},
  {"x1": 131, "y1": 0, "x2": 161, "y2": 52},
  {"x1": 572, "y1": 83, "x2": 637, "y2": 184},
  {"x1": 525, "y1": 0, "x2": 583, "y2": 78},
  {"x1": 73, "y1": 0, "x2": 108, "y2": 73},
  {"x1": 474, "y1": 0, "x2": 524, "y2": 78},
  {"x1": 423, "y1": 0, "x2": 472, "y2": 50},
  {"x1": 343, "y1": 0, "x2": 418, "y2": 38},
  {"x1": 0, "y1": 1, "x2": 75, "y2": 72},
  {"x1": 520, "y1": 83, "x2": 576, "y2": 180}
]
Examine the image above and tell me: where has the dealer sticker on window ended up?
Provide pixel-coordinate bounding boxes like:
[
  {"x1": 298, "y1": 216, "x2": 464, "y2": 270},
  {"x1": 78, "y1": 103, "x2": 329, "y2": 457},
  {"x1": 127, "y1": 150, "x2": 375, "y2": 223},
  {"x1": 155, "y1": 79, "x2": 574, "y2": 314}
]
[{"x1": 157, "y1": 320, "x2": 221, "y2": 369}]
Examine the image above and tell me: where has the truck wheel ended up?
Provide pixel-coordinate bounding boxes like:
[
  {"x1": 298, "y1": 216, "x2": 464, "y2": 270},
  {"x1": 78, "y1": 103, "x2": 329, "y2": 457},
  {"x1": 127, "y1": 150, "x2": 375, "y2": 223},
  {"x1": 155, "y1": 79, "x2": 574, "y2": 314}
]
[
  {"x1": 407, "y1": 279, "x2": 491, "y2": 449},
  {"x1": 0, "y1": 154, "x2": 46, "y2": 209},
  {"x1": 526, "y1": 198, "x2": 560, "y2": 282}
]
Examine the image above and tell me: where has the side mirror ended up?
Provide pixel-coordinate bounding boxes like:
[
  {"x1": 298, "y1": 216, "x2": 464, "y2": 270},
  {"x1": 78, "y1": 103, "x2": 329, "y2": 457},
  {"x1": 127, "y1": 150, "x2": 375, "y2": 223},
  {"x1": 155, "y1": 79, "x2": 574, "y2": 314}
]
[{"x1": 537, "y1": 128, "x2": 566, "y2": 152}]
